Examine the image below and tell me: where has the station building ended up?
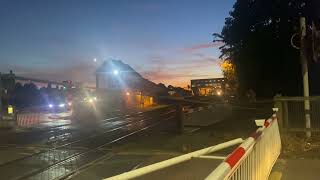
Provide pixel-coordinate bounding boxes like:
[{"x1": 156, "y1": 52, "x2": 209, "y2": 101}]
[
  {"x1": 191, "y1": 78, "x2": 226, "y2": 96},
  {"x1": 95, "y1": 60, "x2": 167, "y2": 107}
]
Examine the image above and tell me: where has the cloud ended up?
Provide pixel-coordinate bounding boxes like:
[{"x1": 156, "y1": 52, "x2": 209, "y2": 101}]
[
  {"x1": 148, "y1": 55, "x2": 165, "y2": 64},
  {"x1": 4, "y1": 62, "x2": 96, "y2": 87},
  {"x1": 181, "y1": 41, "x2": 224, "y2": 53},
  {"x1": 3, "y1": 50, "x2": 222, "y2": 88},
  {"x1": 140, "y1": 55, "x2": 222, "y2": 87}
]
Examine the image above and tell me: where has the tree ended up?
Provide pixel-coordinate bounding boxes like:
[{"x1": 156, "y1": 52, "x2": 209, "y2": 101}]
[
  {"x1": 220, "y1": 60, "x2": 238, "y2": 94},
  {"x1": 12, "y1": 83, "x2": 47, "y2": 107},
  {"x1": 215, "y1": 0, "x2": 320, "y2": 97}
]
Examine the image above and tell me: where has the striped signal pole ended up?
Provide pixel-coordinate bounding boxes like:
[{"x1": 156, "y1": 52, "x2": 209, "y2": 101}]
[{"x1": 300, "y1": 17, "x2": 312, "y2": 138}]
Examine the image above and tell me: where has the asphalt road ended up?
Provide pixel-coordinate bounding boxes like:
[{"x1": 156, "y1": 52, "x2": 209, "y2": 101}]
[
  {"x1": 270, "y1": 159, "x2": 320, "y2": 180},
  {"x1": 0, "y1": 105, "x2": 177, "y2": 180}
]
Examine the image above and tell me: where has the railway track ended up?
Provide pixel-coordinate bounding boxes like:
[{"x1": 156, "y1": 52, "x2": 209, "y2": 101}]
[{"x1": 0, "y1": 106, "x2": 177, "y2": 180}]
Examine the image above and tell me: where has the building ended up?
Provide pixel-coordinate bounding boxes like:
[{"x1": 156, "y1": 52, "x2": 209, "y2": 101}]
[
  {"x1": 95, "y1": 60, "x2": 167, "y2": 108},
  {"x1": 96, "y1": 60, "x2": 143, "y2": 90},
  {"x1": 191, "y1": 78, "x2": 226, "y2": 96}
]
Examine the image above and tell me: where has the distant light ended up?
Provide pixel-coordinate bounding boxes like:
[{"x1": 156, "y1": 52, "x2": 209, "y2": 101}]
[
  {"x1": 93, "y1": 97, "x2": 97, "y2": 101},
  {"x1": 126, "y1": 92, "x2": 130, "y2": 96},
  {"x1": 49, "y1": 104, "x2": 53, "y2": 108},
  {"x1": 68, "y1": 102, "x2": 72, "y2": 106},
  {"x1": 113, "y1": 70, "x2": 119, "y2": 75},
  {"x1": 93, "y1": 58, "x2": 97, "y2": 62},
  {"x1": 8, "y1": 105, "x2": 13, "y2": 114},
  {"x1": 88, "y1": 99, "x2": 94, "y2": 103},
  {"x1": 59, "y1": 103, "x2": 65, "y2": 108},
  {"x1": 217, "y1": 91, "x2": 222, "y2": 96}
]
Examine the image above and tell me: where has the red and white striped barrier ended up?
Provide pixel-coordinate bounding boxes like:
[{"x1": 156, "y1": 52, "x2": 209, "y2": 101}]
[
  {"x1": 205, "y1": 110, "x2": 281, "y2": 180},
  {"x1": 104, "y1": 138, "x2": 243, "y2": 180},
  {"x1": 104, "y1": 109, "x2": 280, "y2": 180},
  {"x1": 17, "y1": 113, "x2": 41, "y2": 127}
]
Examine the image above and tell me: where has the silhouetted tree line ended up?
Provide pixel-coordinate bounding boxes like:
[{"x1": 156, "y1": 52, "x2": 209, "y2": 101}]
[
  {"x1": 12, "y1": 82, "x2": 65, "y2": 108},
  {"x1": 215, "y1": 0, "x2": 320, "y2": 97}
]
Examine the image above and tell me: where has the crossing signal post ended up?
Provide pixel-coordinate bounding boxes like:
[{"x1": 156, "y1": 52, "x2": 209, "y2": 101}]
[{"x1": 300, "y1": 17, "x2": 311, "y2": 138}]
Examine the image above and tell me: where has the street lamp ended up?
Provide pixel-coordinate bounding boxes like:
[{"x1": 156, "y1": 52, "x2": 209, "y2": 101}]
[
  {"x1": 113, "y1": 70, "x2": 119, "y2": 75},
  {"x1": 93, "y1": 58, "x2": 97, "y2": 62}
]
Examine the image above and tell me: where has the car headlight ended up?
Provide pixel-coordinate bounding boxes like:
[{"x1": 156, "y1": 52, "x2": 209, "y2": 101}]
[{"x1": 49, "y1": 104, "x2": 53, "y2": 108}]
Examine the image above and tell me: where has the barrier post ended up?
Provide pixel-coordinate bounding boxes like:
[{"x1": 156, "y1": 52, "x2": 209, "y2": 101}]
[
  {"x1": 176, "y1": 105, "x2": 184, "y2": 133},
  {"x1": 274, "y1": 99, "x2": 283, "y2": 129}
]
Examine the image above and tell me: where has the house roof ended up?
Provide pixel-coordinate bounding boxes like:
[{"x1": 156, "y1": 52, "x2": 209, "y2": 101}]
[
  {"x1": 96, "y1": 59, "x2": 168, "y2": 96},
  {"x1": 96, "y1": 60, "x2": 141, "y2": 77}
]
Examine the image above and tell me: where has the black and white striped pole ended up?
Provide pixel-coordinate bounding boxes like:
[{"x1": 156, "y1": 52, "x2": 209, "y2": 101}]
[{"x1": 300, "y1": 17, "x2": 312, "y2": 138}]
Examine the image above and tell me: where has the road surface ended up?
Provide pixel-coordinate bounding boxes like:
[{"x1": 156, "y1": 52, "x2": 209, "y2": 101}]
[{"x1": 0, "y1": 106, "x2": 177, "y2": 180}]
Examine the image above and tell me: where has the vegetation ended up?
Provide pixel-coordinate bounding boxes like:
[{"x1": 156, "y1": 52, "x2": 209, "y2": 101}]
[
  {"x1": 215, "y1": 0, "x2": 320, "y2": 97},
  {"x1": 220, "y1": 60, "x2": 238, "y2": 95},
  {"x1": 12, "y1": 82, "x2": 65, "y2": 108}
]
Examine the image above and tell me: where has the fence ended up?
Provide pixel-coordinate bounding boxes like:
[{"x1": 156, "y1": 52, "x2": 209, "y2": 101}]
[
  {"x1": 17, "y1": 113, "x2": 41, "y2": 127},
  {"x1": 206, "y1": 111, "x2": 281, "y2": 180},
  {"x1": 274, "y1": 96, "x2": 320, "y2": 130}
]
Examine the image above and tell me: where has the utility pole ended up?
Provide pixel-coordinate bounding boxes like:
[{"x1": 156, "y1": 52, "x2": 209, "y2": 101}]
[{"x1": 300, "y1": 17, "x2": 312, "y2": 138}]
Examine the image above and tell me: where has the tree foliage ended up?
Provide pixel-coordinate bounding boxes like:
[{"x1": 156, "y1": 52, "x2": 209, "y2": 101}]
[
  {"x1": 216, "y1": 0, "x2": 320, "y2": 97},
  {"x1": 12, "y1": 82, "x2": 66, "y2": 108},
  {"x1": 220, "y1": 60, "x2": 238, "y2": 94}
]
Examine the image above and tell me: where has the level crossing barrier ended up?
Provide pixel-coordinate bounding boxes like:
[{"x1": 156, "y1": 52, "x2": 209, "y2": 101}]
[
  {"x1": 104, "y1": 108, "x2": 281, "y2": 180},
  {"x1": 206, "y1": 109, "x2": 281, "y2": 180},
  {"x1": 104, "y1": 138, "x2": 244, "y2": 180},
  {"x1": 17, "y1": 113, "x2": 41, "y2": 127}
]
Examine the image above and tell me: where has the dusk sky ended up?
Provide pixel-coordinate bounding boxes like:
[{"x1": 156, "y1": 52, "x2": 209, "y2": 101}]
[{"x1": 0, "y1": 0, "x2": 235, "y2": 87}]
